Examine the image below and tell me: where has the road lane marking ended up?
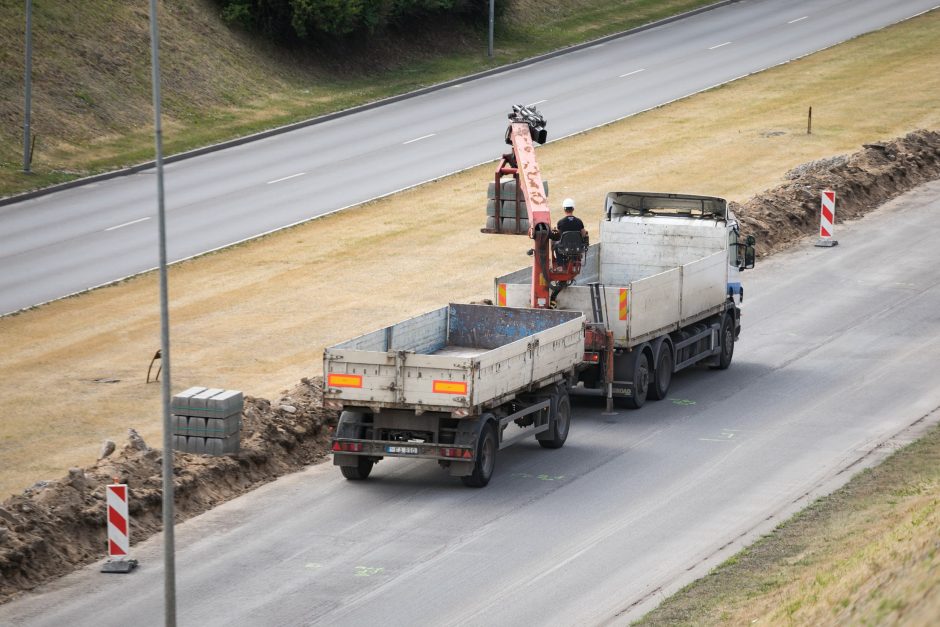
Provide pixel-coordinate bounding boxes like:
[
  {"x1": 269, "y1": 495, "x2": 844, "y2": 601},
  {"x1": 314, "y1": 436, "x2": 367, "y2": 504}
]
[
  {"x1": 354, "y1": 566, "x2": 384, "y2": 577},
  {"x1": 788, "y1": 16, "x2": 809, "y2": 24},
  {"x1": 708, "y1": 41, "x2": 732, "y2": 50},
  {"x1": 266, "y1": 172, "x2": 306, "y2": 185},
  {"x1": 619, "y1": 68, "x2": 646, "y2": 78},
  {"x1": 527, "y1": 99, "x2": 548, "y2": 107},
  {"x1": 403, "y1": 133, "x2": 435, "y2": 145},
  {"x1": 104, "y1": 217, "x2": 150, "y2": 231}
]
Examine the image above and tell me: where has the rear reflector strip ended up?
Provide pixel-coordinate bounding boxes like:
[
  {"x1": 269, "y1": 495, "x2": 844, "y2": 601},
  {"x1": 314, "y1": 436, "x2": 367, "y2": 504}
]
[
  {"x1": 440, "y1": 447, "x2": 473, "y2": 459},
  {"x1": 433, "y1": 380, "x2": 467, "y2": 395},
  {"x1": 328, "y1": 373, "x2": 363, "y2": 388},
  {"x1": 332, "y1": 441, "x2": 364, "y2": 452}
]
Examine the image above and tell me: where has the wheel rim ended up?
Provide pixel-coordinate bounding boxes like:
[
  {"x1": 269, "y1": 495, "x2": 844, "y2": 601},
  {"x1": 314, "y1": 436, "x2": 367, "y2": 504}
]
[
  {"x1": 481, "y1": 429, "x2": 496, "y2": 477},
  {"x1": 659, "y1": 348, "x2": 672, "y2": 393},
  {"x1": 556, "y1": 396, "x2": 570, "y2": 438},
  {"x1": 723, "y1": 319, "x2": 734, "y2": 359},
  {"x1": 637, "y1": 354, "x2": 650, "y2": 397}
]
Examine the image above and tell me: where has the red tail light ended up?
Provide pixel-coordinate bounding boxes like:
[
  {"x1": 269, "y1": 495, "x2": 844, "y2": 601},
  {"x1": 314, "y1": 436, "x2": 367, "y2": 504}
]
[
  {"x1": 440, "y1": 447, "x2": 473, "y2": 459},
  {"x1": 332, "y1": 441, "x2": 364, "y2": 452},
  {"x1": 583, "y1": 352, "x2": 600, "y2": 362}
]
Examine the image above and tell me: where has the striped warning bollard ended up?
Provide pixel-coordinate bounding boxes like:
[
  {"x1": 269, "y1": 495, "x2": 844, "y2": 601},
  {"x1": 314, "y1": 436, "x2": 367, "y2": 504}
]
[
  {"x1": 815, "y1": 190, "x2": 838, "y2": 247},
  {"x1": 101, "y1": 483, "x2": 138, "y2": 573}
]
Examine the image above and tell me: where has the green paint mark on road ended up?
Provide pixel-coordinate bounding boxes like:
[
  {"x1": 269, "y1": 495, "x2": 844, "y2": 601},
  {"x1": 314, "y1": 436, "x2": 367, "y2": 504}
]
[
  {"x1": 669, "y1": 398, "x2": 696, "y2": 406},
  {"x1": 355, "y1": 566, "x2": 384, "y2": 577}
]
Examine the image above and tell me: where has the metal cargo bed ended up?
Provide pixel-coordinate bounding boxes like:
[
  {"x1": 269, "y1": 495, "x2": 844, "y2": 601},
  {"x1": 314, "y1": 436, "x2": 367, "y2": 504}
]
[{"x1": 323, "y1": 304, "x2": 584, "y2": 413}]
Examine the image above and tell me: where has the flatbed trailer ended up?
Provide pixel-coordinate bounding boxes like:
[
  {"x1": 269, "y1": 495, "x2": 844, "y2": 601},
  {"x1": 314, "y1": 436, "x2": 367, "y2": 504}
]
[{"x1": 324, "y1": 303, "x2": 584, "y2": 486}]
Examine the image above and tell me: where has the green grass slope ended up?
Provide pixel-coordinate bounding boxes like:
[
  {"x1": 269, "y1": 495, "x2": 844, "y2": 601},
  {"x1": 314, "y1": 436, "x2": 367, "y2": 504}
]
[{"x1": 0, "y1": 0, "x2": 713, "y2": 196}]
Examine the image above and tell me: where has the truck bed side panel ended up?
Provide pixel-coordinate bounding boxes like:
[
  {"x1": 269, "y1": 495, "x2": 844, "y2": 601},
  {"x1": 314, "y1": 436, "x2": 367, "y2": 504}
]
[
  {"x1": 680, "y1": 250, "x2": 728, "y2": 324},
  {"x1": 629, "y1": 268, "x2": 682, "y2": 341}
]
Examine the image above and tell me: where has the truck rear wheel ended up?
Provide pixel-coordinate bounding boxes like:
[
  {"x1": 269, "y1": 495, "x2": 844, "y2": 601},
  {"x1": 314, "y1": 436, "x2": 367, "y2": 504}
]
[
  {"x1": 539, "y1": 387, "x2": 570, "y2": 449},
  {"x1": 616, "y1": 350, "x2": 650, "y2": 409},
  {"x1": 340, "y1": 457, "x2": 374, "y2": 480},
  {"x1": 648, "y1": 342, "x2": 673, "y2": 401},
  {"x1": 710, "y1": 314, "x2": 735, "y2": 370},
  {"x1": 462, "y1": 422, "x2": 497, "y2": 487}
]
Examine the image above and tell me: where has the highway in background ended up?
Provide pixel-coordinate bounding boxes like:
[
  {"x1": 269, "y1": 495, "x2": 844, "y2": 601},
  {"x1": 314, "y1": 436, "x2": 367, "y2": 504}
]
[
  {"x1": 1, "y1": 0, "x2": 937, "y2": 314},
  {"x1": 2, "y1": 182, "x2": 939, "y2": 625}
]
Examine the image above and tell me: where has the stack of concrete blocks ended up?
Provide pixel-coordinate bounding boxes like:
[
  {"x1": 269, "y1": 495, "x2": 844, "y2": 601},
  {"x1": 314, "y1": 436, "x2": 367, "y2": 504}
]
[{"x1": 171, "y1": 387, "x2": 243, "y2": 455}]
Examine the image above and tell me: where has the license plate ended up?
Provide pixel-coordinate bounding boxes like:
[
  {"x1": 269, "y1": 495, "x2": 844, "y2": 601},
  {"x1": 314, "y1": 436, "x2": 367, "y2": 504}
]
[{"x1": 386, "y1": 445, "x2": 419, "y2": 455}]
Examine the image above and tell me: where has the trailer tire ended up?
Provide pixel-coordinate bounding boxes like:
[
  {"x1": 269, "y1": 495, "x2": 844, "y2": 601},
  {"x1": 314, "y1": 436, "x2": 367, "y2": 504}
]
[
  {"x1": 648, "y1": 342, "x2": 673, "y2": 401},
  {"x1": 711, "y1": 314, "x2": 735, "y2": 370},
  {"x1": 462, "y1": 421, "x2": 497, "y2": 488},
  {"x1": 340, "y1": 457, "x2": 374, "y2": 481},
  {"x1": 539, "y1": 387, "x2": 570, "y2": 449}
]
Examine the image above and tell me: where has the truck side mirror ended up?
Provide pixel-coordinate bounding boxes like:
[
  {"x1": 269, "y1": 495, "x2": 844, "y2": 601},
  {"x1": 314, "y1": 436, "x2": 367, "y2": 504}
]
[
  {"x1": 743, "y1": 244, "x2": 756, "y2": 269},
  {"x1": 746, "y1": 235, "x2": 756, "y2": 246}
]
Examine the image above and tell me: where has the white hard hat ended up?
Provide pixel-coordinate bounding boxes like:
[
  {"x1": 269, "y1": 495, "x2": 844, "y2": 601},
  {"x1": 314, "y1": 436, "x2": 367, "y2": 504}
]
[{"x1": 562, "y1": 198, "x2": 575, "y2": 210}]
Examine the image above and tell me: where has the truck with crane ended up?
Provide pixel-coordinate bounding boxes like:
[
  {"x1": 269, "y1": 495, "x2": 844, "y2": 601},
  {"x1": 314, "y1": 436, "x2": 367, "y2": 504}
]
[
  {"x1": 327, "y1": 105, "x2": 755, "y2": 486},
  {"x1": 490, "y1": 105, "x2": 756, "y2": 409}
]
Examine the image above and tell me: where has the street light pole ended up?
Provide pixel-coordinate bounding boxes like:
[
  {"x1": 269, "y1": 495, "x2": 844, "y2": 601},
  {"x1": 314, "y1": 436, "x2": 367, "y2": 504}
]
[
  {"x1": 147, "y1": 1, "x2": 177, "y2": 625},
  {"x1": 488, "y1": 0, "x2": 495, "y2": 59},
  {"x1": 23, "y1": 0, "x2": 32, "y2": 173}
]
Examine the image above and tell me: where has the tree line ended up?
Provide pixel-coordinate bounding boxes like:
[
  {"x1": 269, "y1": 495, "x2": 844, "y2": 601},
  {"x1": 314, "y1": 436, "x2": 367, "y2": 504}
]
[{"x1": 217, "y1": 0, "x2": 502, "y2": 42}]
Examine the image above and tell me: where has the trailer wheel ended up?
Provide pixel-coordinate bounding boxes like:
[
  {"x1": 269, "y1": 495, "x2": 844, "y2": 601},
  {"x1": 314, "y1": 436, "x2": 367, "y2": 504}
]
[
  {"x1": 462, "y1": 422, "x2": 497, "y2": 487},
  {"x1": 648, "y1": 343, "x2": 673, "y2": 401},
  {"x1": 539, "y1": 387, "x2": 570, "y2": 449},
  {"x1": 618, "y1": 350, "x2": 650, "y2": 409},
  {"x1": 711, "y1": 314, "x2": 735, "y2": 370},
  {"x1": 340, "y1": 457, "x2": 374, "y2": 481}
]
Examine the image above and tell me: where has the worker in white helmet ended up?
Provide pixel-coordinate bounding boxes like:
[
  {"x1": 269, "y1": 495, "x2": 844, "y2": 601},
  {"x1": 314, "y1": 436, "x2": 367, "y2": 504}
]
[{"x1": 557, "y1": 198, "x2": 587, "y2": 237}]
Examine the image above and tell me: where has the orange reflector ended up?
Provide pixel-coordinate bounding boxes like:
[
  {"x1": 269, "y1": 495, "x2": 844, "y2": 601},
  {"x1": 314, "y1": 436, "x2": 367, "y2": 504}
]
[
  {"x1": 619, "y1": 288, "x2": 629, "y2": 321},
  {"x1": 498, "y1": 283, "x2": 507, "y2": 306},
  {"x1": 433, "y1": 380, "x2": 467, "y2": 395},
  {"x1": 327, "y1": 373, "x2": 363, "y2": 388}
]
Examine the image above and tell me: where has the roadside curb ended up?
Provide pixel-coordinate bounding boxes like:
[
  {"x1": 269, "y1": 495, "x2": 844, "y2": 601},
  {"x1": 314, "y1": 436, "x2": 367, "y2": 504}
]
[{"x1": 0, "y1": 0, "x2": 738, "y2": 208}]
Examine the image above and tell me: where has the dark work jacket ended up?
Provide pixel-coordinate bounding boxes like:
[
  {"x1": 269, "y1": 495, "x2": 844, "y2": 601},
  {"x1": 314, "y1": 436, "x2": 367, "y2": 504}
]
[{"x1": 557, "y1": 215, "x2": 585, "y2": 233}]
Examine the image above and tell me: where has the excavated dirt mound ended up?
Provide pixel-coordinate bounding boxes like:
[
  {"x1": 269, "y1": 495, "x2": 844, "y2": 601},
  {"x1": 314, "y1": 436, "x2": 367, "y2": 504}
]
[
  {"x1": 734, "y1": 129, "x2": 940, "y2": 255},
  {"x1": 2, "y1": 129, "x2": 940, "y2": 604},
  {"x1": 0, "y1": 377, "x2": 337, "y2": 602}
]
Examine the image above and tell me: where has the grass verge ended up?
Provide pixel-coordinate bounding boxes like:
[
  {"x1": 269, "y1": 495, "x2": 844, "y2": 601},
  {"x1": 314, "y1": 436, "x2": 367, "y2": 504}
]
[{"x1": 636, "y1": 420, "x2": 940, "y2": 625}]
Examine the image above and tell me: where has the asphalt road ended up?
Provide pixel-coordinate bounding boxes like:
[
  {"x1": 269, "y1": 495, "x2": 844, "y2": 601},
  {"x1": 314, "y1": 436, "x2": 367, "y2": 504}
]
[
  {"x1": 3, "y1": 181, "x2": 940, "y2": 625},
  {"x1": 2, "y1": 0, "x2": 937, "y2": 314}
]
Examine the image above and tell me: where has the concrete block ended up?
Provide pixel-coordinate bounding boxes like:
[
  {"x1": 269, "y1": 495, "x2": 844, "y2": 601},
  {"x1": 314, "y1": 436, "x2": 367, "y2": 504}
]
[
  {"x1": 170, "y1": 387, "x2": 207, "y2": 415},
  {"x1": 187, "y1": 437, "x2": 206, "y2": 455},
  {"x1": 205, "y1": 414, "x2": 240, "y2": 438},
  {"x1": 205, "y1": 433, "x2": 240, "y2": 456},
  {"x1": 171, "y1": 387, "x2": 243, "y2": 418}
]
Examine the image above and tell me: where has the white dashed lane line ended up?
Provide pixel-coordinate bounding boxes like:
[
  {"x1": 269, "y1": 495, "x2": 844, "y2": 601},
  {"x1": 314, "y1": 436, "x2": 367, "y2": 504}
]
[
  {"x1": 788, "y1": 16, "x2": 809, "y2": 24},
  {"x1": 619, "y1": 68, "x2": 646, "y2": 78},
  {"x1": 266, "y1": 172, "x2": 306, "y2": 185},
  {"x1": 104, "y1": 217, "x2": 150, "y2": 232},
  {"x1": 403, "y1": 133, "x2": 436, "y2": 145},
  {"x1": 708, "y1": 41, "x2": 732, "y2": 50}
]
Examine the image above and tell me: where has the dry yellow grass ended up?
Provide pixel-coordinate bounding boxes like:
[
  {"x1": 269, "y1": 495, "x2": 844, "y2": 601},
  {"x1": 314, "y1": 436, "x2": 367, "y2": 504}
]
[{"x1": 1, "y1": 11, "x2": 939, "y2": 499}]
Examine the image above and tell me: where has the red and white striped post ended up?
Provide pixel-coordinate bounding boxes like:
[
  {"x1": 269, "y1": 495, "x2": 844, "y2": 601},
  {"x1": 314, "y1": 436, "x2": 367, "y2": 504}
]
[
  {"x1": 102, "y1": 483, "x2": 138, "y2": 573},
  {"x1": 815, "y1": 190, "x2": 838, "y2": 247}
]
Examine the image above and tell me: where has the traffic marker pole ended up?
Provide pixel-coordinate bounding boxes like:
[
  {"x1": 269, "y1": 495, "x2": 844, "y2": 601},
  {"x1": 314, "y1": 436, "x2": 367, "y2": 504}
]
[
  {"x1": 815, "y1": 190, "x2": 838, "y2": 247},
  {"x1": 102, "y1": 483, "x2": 138, "y2": 573}
]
